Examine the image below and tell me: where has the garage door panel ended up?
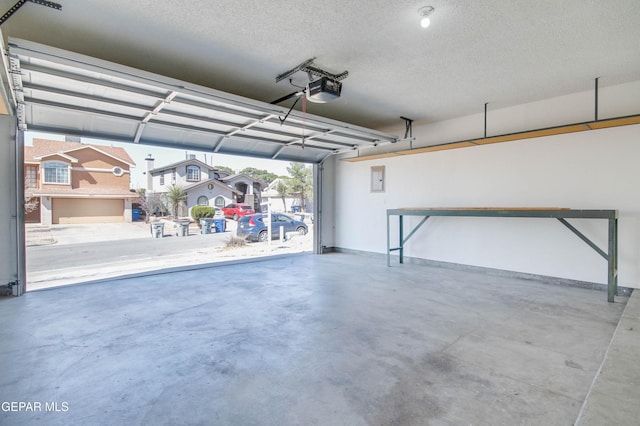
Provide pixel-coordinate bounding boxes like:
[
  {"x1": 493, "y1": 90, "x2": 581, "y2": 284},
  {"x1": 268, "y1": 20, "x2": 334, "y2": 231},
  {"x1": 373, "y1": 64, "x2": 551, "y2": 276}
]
[{"x1": 52, "y1": 198, "x2": 123, "y2": 224}]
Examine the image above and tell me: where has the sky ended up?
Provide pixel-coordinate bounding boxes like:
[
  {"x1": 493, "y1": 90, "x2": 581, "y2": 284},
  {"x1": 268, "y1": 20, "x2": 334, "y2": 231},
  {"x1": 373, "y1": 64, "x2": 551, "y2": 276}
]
[{"x1": 25, "y1": 131, "x2": 293, "y2": 190}]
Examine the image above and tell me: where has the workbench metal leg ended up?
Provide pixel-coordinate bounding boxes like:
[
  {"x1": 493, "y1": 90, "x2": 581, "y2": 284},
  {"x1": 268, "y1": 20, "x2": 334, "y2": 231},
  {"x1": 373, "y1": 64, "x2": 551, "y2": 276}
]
[
  {"x1": 399, "y1": 215, "x2": 404, "y2": 264},
  {"x1": 608, "y1": 217, "x2": 617, "y2": 303},
  {"x1": 387, "y1": 213, "x2": 390, "y2": 267},
  {"x1": 614, "y1": 217, "x2": 618, "y2": 295}
]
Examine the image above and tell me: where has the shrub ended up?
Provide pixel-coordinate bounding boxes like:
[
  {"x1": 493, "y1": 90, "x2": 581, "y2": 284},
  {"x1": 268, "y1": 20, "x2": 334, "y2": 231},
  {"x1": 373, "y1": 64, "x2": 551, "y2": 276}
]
[
  {"x1": 191, "y1": 206, "x2": 215, "y2": 226},
  {"x1": 224, "y1": 236, "x2": 247, "y2": 249}
]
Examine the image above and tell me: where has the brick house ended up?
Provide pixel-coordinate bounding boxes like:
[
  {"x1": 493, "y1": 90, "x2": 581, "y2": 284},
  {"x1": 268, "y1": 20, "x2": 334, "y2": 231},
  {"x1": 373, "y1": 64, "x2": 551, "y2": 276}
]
[{"x1": 24, "y1": 139, "x2": 137, "y2": 225}]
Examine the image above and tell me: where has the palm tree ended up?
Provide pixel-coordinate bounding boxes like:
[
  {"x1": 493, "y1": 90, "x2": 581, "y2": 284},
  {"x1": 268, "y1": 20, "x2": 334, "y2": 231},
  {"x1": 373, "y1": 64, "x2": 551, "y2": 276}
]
[{"x1": 166, "y1": 185, "x2": 187, "y2": 218}]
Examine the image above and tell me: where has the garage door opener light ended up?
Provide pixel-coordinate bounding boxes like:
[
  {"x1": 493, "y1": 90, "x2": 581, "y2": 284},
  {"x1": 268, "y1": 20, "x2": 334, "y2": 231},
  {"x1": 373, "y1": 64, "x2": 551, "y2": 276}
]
[{"x1": 418, "y1": 6, "x2": 434, "y2": 28}]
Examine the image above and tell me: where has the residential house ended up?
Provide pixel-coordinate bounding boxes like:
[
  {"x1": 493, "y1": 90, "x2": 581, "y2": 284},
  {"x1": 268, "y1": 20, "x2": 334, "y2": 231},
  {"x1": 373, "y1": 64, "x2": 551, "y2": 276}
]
[
  {"x1": 261, "y1": 178, "x2": 297, "y2": 212},
  {"x1": 261, "y1": 178, "x2": 314, "y2": 214},
  {"x1": 146, "y1": 156, "x2": 266, "y2": 216},
  {"x1": 218, "y1": 173, "x2": 266, "y2": 211},
  {"x1": 24, "y1": 139, "x2": 137, "y2": 225}
]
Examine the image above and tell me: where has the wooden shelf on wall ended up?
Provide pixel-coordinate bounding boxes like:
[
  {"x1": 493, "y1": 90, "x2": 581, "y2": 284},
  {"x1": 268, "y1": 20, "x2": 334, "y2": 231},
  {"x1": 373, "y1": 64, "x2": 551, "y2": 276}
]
[{"x1": 343, "y1": 114, "x2": 640, "y2": 163}]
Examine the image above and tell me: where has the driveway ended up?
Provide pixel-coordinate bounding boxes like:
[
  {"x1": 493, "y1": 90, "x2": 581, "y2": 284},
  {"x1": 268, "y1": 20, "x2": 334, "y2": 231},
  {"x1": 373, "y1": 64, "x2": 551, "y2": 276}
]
[{"x1": 25, "y1": 220, "x2": 312, "y2": 290}]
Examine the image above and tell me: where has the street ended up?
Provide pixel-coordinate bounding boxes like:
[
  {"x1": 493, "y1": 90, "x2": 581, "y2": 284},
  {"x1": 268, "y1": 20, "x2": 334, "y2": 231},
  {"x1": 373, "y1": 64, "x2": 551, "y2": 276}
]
[
  {"x1": 25, "y1": 223, "x2": 313, "y2": 290},
  {"x1": 26, "y1": 231, "x2": 232, "y2": 272}
]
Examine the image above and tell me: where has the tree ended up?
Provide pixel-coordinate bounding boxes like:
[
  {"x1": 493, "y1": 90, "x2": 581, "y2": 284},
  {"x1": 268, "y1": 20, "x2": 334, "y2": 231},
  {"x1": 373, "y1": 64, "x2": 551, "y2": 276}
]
[
  {"x1": 136, "y1": 189, "x2": 167, "y2": 222},
  {"x1": 166, "y1": 185, "x2": 187, "y2": 218},
  {"x1": 287, "y1": 163, "x2": 312, "y2": 212},
  {"x1": 275, "y1": 178, "x2": 290, "y2": 211},
  {"x1": 240, "y1": 167, "x2": 278, "y2": 185},
  {"x1": 24, "y1": 183, "x2": 39, "y2": 214},
  {"x1": 214, "y1": 165, "x2": 235, "y2": 176}
]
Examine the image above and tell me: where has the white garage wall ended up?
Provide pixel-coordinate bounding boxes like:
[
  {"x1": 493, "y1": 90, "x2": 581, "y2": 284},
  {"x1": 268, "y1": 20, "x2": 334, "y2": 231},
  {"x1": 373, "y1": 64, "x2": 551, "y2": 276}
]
[{"x1": 329, "y1": 80, "x2": 640, "y2": 288}]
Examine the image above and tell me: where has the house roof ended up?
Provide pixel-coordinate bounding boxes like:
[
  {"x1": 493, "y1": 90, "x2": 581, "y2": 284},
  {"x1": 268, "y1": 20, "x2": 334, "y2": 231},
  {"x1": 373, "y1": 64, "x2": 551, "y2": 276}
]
[
  {"x1": 182, "y1": 178, "x2": 242, "y2": 195},
  {"x1": 262, "y1": 177, "x2": 289, "y2": 197},
  {"x1": 220, "y1": 173, "x2": 267, "y2": 188},
  {"x1": 149, "y1": 158, "x2": 224, "y2": 175},
  {"x1": 33, "y1": 152, "x2": 79, "y2": 163},
  {"x1": 25, "y1": 139, "x2": 136, "y2": 166}
]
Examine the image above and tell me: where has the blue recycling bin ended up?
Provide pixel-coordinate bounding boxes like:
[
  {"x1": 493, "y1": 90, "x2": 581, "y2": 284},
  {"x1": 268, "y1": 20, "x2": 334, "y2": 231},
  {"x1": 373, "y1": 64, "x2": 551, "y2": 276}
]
[
  {"x1": 132, "y1": 209, "x2": 140, "y2": 221},
  {"x1": 213, "y1": 218, "x2": 226, "y2": 233}
]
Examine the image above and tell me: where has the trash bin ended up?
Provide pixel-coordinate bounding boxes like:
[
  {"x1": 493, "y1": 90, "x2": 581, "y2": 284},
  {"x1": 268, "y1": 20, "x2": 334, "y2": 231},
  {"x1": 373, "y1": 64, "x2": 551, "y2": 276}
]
[
  {"x1": 213, "y1": 218, "x2": 226, "y2": 233},
  {"x1": 151, "y1": 222, "x2": 164, "y2": 238},
  {"x1": 200, "y1": 218, "x2": 213, "y2": 234},
  {"x1": 132, "y1": 209, "x2": 140, "y2": 221},
  {"x1": 176, "y1": 221, "x2": 189, "y2": 237}
]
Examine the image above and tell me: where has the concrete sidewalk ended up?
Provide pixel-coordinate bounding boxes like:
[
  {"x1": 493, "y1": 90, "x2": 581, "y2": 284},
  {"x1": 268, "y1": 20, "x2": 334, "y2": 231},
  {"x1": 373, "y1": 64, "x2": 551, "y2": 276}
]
[{"x1": 26, "y1": 220, "x2": 239, "y2": 246}]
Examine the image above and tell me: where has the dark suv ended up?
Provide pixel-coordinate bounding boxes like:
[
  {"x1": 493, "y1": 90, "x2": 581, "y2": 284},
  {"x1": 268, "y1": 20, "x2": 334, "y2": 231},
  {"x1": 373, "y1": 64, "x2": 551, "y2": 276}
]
[{"x1": 221, "y1": 203, "x2": 255, "y2": 220}]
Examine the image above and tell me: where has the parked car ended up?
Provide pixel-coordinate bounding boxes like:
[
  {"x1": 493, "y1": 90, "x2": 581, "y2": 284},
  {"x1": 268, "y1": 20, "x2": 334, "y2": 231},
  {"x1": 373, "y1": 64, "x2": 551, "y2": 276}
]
[
  {"x1": 221, "y1": 203, "x2": 255, "y2": 220},
  {"x1": 237, "y1": 213, "x2": 308, "y2": 242}
]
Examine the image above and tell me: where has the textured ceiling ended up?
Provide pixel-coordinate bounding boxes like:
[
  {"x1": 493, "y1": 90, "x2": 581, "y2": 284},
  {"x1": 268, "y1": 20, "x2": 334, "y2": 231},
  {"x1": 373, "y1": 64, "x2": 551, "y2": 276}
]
[{"x1": 1, "y1": 0, "x2": 639, "y2": 129}]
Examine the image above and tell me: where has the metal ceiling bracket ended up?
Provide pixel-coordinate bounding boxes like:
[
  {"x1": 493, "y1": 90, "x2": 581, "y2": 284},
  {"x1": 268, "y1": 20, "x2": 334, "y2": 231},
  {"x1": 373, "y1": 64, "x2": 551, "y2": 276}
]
[
  {"x1": 0, "y1": 0, "x2": 61, "y2": 26},
  {"x1": 484, "y1": 103, "x2": 488, "y2": 138},
  {"x1": 594, "y1": 77, "x2": 599, "y2": 121},
  {"x1": 276, "y1": 57, "x2": 316, "y2": 83},
  {"x1": 276, "y1": 57, "x2": 349, "y2": 84},
  {"x1": 401, "y1": 116, "x2": 414, "y2": 149}
]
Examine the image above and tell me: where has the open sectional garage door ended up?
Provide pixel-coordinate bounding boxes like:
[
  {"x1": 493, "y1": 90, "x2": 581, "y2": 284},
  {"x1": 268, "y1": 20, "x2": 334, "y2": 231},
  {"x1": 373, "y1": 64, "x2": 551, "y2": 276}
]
[
  {"x1": 2, "y1": 37, "x2": 398, "y2": 294},
  {"x1": 6, "y1": 38, "x2": 397, "y2": 164},
  {"x1": 52, "y1": 198, "x2": 123, "y2": 224}
]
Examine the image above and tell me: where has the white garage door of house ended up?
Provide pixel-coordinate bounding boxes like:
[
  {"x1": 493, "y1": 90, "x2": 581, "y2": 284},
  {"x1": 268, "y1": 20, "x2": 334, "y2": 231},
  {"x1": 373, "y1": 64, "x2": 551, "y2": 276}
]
[
  {"x1": 52, "y1": 198, "x2": 123, "y2": 224},
  {"x1": 6, "y1": 38, "x2": 398, "y2": 164}
]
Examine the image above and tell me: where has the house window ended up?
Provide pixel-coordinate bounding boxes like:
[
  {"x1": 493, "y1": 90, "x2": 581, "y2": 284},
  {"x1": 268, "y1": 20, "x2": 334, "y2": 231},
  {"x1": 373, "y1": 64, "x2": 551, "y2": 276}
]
[
  {"x1": 187, "y1": 165, "x2": 200, "y2": 182},
  {"x1": 197, "y1": 196, "x2": 209, "y2": 206},
  {"x1": 171, "y1": 169, "x2": 176, "y2": 184},
  {"x1": 26, "y1": 166, "x2": 37, "y2": 188},
  {"x1": 160, "y1": 174, "x2": 165, "y2": 185},
  {"x1": 43, "y1": 161, "x2": 70, "y2": 184},
  {"x1": 214, "y1": 196, "x2": 225, "y2": 207}
]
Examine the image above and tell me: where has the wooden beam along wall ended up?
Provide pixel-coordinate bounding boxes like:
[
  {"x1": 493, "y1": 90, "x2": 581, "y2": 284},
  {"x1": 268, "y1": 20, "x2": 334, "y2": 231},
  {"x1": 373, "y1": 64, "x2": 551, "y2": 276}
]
[{"x1": 344, "y1": 114, "x2": 640, "y2": 162}]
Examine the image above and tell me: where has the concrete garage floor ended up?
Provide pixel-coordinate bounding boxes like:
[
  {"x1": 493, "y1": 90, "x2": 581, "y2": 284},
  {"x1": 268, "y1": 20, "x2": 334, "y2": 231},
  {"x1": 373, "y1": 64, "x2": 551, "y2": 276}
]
[{"x1": 0, "y1": 253, "x2": 636, "y2": 425}]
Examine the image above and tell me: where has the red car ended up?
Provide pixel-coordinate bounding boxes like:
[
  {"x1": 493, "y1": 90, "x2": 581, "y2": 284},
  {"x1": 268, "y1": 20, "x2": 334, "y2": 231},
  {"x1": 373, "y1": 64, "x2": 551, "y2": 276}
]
[{"x1": 221, "y1": 203, "x2": 255, "y2": 220}]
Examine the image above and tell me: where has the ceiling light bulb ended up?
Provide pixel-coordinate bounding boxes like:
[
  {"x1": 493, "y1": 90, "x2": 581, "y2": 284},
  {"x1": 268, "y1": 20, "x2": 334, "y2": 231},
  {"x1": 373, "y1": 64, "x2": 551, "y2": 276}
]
[{"x1": 418, "y1": 6, "x2": 434, "y2": 29}]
